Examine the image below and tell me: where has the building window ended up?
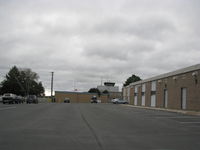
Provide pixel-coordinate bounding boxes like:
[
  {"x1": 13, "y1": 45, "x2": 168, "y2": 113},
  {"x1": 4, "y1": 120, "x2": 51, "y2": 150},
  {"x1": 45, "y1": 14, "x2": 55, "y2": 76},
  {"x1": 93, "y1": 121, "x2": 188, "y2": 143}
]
[
  {"x1": 151, "y1": 91, "x2": 156, "y2": 95},
  {"x1": 151, "y1": 81, "x2": 156, "y2": 91}
]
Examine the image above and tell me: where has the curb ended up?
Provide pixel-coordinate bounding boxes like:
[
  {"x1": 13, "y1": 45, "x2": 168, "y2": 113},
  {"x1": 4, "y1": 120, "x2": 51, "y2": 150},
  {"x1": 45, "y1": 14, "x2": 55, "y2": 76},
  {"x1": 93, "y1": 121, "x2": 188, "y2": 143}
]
[{"x1": 122, "y1": 104, "x2": 200, "y2": 116}]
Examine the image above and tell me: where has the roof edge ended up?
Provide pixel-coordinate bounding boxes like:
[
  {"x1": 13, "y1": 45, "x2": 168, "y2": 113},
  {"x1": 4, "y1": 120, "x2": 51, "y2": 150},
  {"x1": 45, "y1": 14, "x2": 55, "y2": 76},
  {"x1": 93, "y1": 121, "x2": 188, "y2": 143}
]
[{"x1": 127, "y1": 64, "x2": 200, "y2": 87}]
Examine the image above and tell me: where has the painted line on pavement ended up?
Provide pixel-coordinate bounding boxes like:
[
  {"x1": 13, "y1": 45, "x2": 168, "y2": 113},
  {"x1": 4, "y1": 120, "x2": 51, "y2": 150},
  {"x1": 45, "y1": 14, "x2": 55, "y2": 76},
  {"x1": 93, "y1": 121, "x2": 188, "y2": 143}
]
[
  {"x1": 155, "y1": 116, "x2": 200, "y2": 119},
  {"x1": 0, "y1": 106, "x2": 16, "y2": 111},
  {"x1": 179, "y1": 122, "x2": 200, "y2": 124}
]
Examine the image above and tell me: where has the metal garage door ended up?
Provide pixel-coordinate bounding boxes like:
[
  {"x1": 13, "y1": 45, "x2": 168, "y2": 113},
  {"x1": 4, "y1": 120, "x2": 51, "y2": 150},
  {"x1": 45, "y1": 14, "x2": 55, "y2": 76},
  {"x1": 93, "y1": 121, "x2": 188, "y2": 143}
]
[
  {"x1": 142, "y1": 95, "x2": 145, "y2": 106},
  {"x1": 142, "y1": 84, "x2": 145, "y2": 106},
  {"x1": 151, "y1": 95, "x2": 156, "y2": 107},
  {"x1": 134, "y1": 96, "x2": 137, "y2": 105}
]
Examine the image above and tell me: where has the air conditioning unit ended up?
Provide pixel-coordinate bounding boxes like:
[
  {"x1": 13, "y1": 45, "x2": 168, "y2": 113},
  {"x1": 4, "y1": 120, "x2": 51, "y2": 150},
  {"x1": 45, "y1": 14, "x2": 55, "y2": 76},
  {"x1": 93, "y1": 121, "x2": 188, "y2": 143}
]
[
  {"x1": 192, "y1": 71, "x2": 198, "y2": 77},
  {"x1": 173, "y1": 76, "x2": 178, "y2": 80}
]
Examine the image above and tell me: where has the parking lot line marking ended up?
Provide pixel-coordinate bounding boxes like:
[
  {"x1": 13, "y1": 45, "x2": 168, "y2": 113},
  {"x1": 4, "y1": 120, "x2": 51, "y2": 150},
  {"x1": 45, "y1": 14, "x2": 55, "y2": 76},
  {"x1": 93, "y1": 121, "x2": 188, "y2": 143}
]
[
  {"x1": 179, "y1": 122, "x2": 200, "y2": 124},
  {"x1": 0, "y1": 107, "x2": 16, "y2": 111},
  {"x1": 155, "y1": 116, "x2": 200, "y2": 119}
]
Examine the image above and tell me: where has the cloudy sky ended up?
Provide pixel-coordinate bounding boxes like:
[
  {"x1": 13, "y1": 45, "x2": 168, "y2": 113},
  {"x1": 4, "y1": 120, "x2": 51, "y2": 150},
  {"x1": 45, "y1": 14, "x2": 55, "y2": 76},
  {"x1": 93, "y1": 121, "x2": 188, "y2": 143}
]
[{"x1": 0, "y1": 0, "x2": 200, "y2": 95}]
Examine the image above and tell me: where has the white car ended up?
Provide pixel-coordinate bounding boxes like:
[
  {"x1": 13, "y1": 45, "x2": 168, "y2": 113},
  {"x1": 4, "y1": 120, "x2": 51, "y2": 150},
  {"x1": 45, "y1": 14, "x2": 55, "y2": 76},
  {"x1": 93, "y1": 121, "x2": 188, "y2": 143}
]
[
  {"x1": 112, "y1": 99, "x2": 129, "y2": 104},
  {"x1": 111, "y1": 98, "x2": 119, "y2": 103},
  {"x1": 2, "y1": 93, "x2": 17, "y2": 104}
]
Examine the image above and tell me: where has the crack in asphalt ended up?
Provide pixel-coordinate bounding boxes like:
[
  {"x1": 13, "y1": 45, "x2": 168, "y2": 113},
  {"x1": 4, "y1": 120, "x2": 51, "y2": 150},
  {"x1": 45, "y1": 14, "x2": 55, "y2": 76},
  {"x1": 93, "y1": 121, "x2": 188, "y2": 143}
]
[{"x1": 79, "y1": 106, "x2": 104, "y2": 150}]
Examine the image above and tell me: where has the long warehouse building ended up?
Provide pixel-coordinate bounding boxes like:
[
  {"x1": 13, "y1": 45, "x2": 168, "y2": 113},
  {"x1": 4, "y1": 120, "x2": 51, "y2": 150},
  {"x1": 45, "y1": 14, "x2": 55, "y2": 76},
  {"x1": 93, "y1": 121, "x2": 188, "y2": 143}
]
[{"x1": 123, "y1": 64, "x2": 200, "y2": 111}]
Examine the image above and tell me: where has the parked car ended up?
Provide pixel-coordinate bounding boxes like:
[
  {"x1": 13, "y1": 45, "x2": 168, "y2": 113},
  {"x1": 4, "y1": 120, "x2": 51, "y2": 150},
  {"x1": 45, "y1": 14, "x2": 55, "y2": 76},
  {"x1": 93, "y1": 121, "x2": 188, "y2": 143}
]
[
  {"x1": 0, "y1": 96, "x2": 2, "y2": 103},
  {"x1": 2, "y1": 93, "x2": 17, "y2": 104},
  {"x1": 26, "y1": 95, "x2": 38, "y2": 104},
  {"x1": 91, "y1": 96, "x2": 98, "y2": 103},
  {"x1": 97, "y1": 99, "x2": 101, "y2": 103},
  {"x1": 15, "y1": 96, "x2": 25, "y2": 104},
  {"x1": 111, "y1": 98, "x2": 119, "y2": 103},
  {"x1": 113, "y1": 99, "x2": 128, "y2": 104},
  {"x1": 64, "y1": 98, "x2": 70, "y2": 103}
]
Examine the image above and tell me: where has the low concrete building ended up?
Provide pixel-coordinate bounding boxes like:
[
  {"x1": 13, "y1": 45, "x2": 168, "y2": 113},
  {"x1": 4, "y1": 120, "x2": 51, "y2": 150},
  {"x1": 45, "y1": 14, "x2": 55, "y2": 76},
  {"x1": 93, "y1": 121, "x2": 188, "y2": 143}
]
[
  {"x1": 97, "y1": 82, "x2": 119, "y2": 92},
  {"x1": 97, "y1": 82, "x2": 122, "y2": 101},
  {"x1": 55, "y1": 91, "x2": 109, "y2": 103},
  {"x1": 123, "y1": 64, "x2": 200, "y2": 111}
]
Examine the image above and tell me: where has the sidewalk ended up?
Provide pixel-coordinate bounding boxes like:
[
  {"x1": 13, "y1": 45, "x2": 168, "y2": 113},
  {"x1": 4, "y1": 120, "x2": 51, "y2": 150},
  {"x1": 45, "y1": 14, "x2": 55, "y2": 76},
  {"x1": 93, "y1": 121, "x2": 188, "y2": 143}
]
[{"x1": 123, "y1": 104, "x2": 200, "y2": 116}]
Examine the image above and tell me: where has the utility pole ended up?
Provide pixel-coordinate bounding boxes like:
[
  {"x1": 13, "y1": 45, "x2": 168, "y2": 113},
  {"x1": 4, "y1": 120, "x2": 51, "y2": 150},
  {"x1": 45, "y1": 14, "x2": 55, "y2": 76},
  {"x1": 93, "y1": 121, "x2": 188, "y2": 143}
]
[{"x1": 51, "y1": 72, "x2": 54, "y2": 102}]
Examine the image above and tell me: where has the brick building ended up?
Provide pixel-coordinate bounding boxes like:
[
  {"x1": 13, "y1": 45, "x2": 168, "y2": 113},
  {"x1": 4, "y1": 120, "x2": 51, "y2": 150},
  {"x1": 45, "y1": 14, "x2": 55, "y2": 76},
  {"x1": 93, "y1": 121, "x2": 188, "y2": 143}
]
[
  {"x1": 55, "y1": 91, "x2": 109, "y2": 103},
  {"x1": 123, "y1": 64, "x2": 200, "y2": 111}
]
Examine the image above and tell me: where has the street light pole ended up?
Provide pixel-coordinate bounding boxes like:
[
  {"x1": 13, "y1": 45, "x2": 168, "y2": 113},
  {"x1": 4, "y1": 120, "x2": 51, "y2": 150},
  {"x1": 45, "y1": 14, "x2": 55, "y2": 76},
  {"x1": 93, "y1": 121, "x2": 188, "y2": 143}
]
[{"x1": 51, "y1": 72, "x2": 54, "y2": 102}]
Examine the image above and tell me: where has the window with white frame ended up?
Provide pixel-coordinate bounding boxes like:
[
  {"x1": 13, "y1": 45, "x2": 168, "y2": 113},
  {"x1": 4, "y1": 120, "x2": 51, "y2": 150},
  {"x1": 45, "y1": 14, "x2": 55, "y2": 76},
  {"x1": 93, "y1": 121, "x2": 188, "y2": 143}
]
[{"x1": 151, "y1": 81, "x2": 156, "y2": 91}]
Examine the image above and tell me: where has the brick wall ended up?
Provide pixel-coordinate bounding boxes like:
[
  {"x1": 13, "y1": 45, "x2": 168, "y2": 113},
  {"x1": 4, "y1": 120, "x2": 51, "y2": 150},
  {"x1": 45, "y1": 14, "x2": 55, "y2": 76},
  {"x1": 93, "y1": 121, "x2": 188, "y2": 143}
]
[
  {"x1": 125, "y1": 70, "x2": 200, "y2": 111},
  {"x1": 55, "y1": 92, "x2": 109, "y2": 103}
]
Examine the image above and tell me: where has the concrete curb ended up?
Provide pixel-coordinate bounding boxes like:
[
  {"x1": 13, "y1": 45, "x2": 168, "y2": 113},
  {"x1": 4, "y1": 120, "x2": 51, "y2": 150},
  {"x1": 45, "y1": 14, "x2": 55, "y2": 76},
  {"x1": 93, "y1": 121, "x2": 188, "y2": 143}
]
[{"x1": 122, "y1": 104, "x2": 200, "y2": 116}]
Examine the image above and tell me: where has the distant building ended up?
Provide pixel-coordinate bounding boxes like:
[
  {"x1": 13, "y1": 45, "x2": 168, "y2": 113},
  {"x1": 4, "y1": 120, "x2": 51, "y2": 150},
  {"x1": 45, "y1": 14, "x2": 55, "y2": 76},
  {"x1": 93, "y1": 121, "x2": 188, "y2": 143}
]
[
  {"x1": 97, "y1": 82, "x2": 119, "y2": 92},
  {"x1": 97, "y1": 82, "x2": 122, "y2": 100},
  {"x1": 55, "y1": 91, "x2": 109, "y2": 103},
  {"x1": 55, "y1": 82, "x2": 122, "y2": 103}
]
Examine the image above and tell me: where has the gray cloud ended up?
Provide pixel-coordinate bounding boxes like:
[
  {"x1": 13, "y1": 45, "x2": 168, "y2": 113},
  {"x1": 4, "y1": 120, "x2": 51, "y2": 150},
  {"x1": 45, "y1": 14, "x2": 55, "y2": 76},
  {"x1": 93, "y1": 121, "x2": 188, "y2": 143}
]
[{"x1": 0, "y1": 0, "x2": 200, "y2": 95}]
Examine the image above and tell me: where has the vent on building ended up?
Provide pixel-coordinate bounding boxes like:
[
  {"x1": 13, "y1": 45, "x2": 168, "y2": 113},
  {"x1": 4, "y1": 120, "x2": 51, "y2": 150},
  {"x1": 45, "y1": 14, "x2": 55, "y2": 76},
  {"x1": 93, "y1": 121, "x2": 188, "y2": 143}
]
[
  {"x1": 192, "y1": 71, "x2": 198, "y2": 77},
  {"x1": 173, "y1": 76, "x2": 178, "y2": 80}
]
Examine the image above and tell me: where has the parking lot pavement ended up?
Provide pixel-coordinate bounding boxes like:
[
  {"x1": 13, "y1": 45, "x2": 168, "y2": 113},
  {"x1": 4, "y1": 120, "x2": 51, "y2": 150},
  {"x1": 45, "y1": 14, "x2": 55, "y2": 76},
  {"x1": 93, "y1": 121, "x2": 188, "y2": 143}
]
[
  {"x1": 0, "y1": 103, "x2": 17, "y2": 110},
  {"x1": 0, "y1": 103, "x2": 200, "y2": 150}
]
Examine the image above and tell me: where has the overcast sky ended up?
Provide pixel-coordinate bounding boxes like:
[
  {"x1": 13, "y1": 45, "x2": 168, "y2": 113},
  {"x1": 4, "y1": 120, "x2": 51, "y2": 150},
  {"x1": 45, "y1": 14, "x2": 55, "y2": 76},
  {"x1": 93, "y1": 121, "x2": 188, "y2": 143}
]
[{"x1": 0, "y1": 0, "x2": 200, "y2": 95}]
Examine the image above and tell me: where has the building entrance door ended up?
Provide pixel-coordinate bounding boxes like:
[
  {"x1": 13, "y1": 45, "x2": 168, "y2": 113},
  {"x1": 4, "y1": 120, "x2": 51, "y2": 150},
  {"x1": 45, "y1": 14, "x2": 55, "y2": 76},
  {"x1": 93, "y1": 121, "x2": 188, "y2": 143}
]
[
  {"x1": 181, "y1": 88, "x2": 187, "y2": 110},
  {"x1": 151, "y1": 95, "x2": 156, "y2": 107},
  {"x1": 164, "y1": 89, "x2": 168, "y2": 108},
  {"x1": 134, "y1": 96, "x2": 137, "y2": 105},
  {"x1": 142, "y1": 95, "x2": 145, "y2": 106}
]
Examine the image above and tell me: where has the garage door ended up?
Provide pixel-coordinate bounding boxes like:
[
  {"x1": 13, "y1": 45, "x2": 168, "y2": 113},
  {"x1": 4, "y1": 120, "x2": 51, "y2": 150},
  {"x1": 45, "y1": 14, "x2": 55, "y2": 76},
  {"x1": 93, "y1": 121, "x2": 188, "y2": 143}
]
[
  {"x1": 151, "y1": 95, "x2": 156, "y2": 107},
  {"x1": 181, "y1": 88, "x2": 187, "y2": 110}
]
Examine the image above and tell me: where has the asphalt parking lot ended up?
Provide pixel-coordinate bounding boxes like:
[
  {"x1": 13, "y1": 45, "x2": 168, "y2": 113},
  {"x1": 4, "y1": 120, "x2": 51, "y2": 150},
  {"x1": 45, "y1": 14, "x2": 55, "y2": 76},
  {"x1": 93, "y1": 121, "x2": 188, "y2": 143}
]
[{"x1": 0, "y1": 103, "x2": 200, "y2": 150}]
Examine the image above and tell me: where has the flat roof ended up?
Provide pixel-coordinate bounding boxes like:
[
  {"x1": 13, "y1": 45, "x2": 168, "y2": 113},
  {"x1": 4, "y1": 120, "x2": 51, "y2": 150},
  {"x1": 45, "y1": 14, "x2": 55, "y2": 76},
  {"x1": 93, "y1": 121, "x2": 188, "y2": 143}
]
[
  {"x1": 128, "y1": 64, "x2": 200, "y2": 87},
  {"x1": 55, "y1": 91, "x2": 107, "y2": 95}
]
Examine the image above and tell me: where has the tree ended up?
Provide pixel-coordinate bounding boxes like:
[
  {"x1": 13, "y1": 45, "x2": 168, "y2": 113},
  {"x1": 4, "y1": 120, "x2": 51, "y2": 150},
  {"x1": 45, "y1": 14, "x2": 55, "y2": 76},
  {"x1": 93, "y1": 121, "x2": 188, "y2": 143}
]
[
  {"x1": 88, "y1": 88, "x2": 101, "y2": 97},
  {"x1": 1, "y1": 66, "x2": 45, "y2": 96},
  {"x1": 102, "y1": 90, "x2": 109, "y2": 94},
  {"x1": 123, "y1": 74, "x2": 142, "y2": 87},
  {"x1": 0, "y1": 66, "x2": 21, "y2": 95}
]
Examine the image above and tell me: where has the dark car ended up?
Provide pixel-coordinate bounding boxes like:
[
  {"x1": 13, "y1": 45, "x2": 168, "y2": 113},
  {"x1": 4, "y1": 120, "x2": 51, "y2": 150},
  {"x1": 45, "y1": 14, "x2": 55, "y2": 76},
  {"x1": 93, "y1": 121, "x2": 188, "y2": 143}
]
[
  {"x1": 26, "y1": 95, "x2": 38, "y2": 104},
  {"x1": 64, "y1": 98, "x2": 70, "y2": 103},
  {"x1": 15, "y1": 96, "x2": 25, "y2": 104},
  {"x1": 113, "y1": 99, "x2": 128, "y2": 104},
  {"x1": 91, "y1": 96, "x2": 98, "y2": 103}
]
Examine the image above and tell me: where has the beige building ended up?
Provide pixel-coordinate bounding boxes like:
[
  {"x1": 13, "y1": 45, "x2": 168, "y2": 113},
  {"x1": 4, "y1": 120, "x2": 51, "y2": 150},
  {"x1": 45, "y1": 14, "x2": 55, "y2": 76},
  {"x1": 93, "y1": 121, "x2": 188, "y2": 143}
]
[
  {"x1": 55, "y1": 91, "x2": 109, "y2": 103},
  {"x1": 123, "y1": 64, "x2": 200, "y2": 111}
]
